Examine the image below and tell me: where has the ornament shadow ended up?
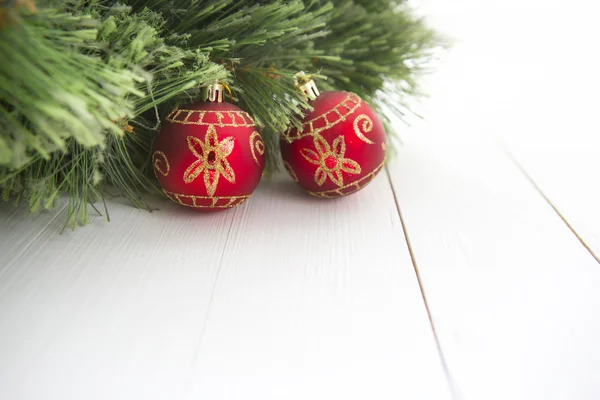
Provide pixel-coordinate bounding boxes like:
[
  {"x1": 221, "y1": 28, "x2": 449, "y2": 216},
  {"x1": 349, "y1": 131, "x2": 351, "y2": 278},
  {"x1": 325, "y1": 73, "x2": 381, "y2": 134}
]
[{"x1": 256, "y1": 174, "x2": 330, "y2": 204}]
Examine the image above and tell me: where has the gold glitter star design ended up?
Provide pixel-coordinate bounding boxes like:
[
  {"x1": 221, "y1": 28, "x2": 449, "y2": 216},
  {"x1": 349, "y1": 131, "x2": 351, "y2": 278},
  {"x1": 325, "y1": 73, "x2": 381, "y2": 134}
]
[
  {"x1": 300, "y1": 134, "x2": 361, "y2": 187},
  {"x1": 183, "y1": 125, "x2": 235, "y2": 197}
]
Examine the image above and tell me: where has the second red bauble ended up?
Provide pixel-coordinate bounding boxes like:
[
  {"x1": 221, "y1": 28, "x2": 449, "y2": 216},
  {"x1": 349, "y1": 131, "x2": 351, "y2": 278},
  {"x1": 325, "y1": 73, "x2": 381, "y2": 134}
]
[
  {"x1": 152, "y1": 100, "x2": 265, "y2": 211},
  {"x1": 280, "y1": 91, "x2": 387, "y2": 198}
]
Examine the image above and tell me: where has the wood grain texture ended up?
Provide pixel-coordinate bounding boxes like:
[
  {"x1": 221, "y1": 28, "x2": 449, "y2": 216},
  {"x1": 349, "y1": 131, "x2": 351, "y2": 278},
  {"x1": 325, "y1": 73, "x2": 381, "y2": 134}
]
[
  {"x1": 0, "y1": 198, "x2": 237, "y2": 400},
  {"x1": 413, "y1": 0, "x2": 600, "y2": 262},
  {"x1": 502, "y1": 143, "x2": 600, "y2": 263},
  {"x1": 181, "y1": 175, "x2": 452, "y2": 400},
  {"x1": 387, "y1": 139, "x2": 600, "y2": 400},
  {"x1": 0, "y1": 176, "x2": 452, "y2": 400},
  {"x1": 0, "y1": 200, "x2": 67, "y2": 277}
]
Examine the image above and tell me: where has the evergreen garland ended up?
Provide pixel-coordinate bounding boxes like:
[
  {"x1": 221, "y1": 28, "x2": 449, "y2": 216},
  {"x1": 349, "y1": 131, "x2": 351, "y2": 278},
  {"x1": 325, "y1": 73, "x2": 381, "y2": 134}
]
[{"x1": 0, "y1": 0, "x2": 441, "y2": 226}]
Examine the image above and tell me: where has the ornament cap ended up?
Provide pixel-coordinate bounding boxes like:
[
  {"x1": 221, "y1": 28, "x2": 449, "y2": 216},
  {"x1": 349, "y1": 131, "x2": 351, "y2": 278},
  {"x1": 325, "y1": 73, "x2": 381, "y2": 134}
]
[
  {"x1": 294, "y1": 71, "x2": 320, "y2": 101},
  {"x1": 203, "y1": 82, "x2": 225, "y2": 103}
]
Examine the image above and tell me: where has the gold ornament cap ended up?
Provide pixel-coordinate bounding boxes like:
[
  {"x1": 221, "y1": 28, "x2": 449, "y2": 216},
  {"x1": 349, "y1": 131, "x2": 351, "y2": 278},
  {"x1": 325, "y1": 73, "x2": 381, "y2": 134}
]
[
  {"x1": 203, "y1": 82, "x2": 225, "y2": 103},
  {"x1": 294, "y1": 71, "x2": 320, "y2": 101}
]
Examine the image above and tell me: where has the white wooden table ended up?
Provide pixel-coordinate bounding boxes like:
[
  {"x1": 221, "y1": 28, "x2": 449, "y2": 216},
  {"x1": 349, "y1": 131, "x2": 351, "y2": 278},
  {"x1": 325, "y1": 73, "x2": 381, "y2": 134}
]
[{"x1": 2, "y1": 1, "x2": 600, "y2": 399}]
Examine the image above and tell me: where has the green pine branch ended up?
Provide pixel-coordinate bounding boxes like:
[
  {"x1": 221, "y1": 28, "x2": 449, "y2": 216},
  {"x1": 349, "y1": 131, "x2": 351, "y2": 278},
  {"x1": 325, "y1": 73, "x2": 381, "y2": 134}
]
[{"x1": 0, "y1": 0, "x2": 443, "y2": 226}]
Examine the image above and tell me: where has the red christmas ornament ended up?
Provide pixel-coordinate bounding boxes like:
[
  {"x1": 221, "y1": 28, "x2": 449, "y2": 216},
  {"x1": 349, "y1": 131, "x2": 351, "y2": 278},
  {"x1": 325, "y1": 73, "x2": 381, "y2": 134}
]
[
  {"x1": 280, "y1": 72, "x2": 387, "y2": 198},
  {"x1": 152, "y1": 83, "x2": 265, "y2": 211}
]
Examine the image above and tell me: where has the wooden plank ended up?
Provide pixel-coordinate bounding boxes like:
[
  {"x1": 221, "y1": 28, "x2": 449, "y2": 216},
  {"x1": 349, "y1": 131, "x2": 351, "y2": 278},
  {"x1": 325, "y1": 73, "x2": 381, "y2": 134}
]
[
  {"x1": 0, "y1": 197, "x2": 236, "y2": 400},
  {"x1": 0, "y1": 201, "x2": 67, "y2": 273},
  {"x1": 387, "y1": 139, "x2": 600, "y2": 400},
  {"x1": 412, "y1": 0, "x2": 600, "y2": 261},
  {"x1": 182, "y1": 174, "x2": 453, "y2": 400},
  {"x1": 502, "y1": 142, "x2": 600, "y2": 262},
  {"x1": 0, "y1": 177, "x2": 452, "y2": 400}
]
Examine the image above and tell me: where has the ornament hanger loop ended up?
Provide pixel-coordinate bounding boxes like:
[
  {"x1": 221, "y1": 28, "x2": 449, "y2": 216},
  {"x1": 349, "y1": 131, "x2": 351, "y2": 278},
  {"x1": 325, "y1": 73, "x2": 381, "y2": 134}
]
[
  {"x1": 294, "y1": 71, "x2": 320, "y2": 101},
  {"x1": 203, "y1": 81, "x2": 233, "y2": 103}
]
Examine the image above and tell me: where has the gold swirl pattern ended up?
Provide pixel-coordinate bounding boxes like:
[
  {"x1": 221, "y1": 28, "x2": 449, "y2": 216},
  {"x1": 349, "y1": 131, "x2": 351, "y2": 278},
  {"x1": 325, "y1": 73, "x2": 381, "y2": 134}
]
[
  {"x1": 281, "y1": 92, "x2": 362, "y2": 142},
  {"x1": 353, "y1": 114, "x2": 375, "y2": 144},
  {"x1": 249, "y1": 131, "x2": 265, "y2": 165},
  {"x1": 163, "y1": 190, "x2": 250, "y2": 209},
  {"x1": 152, "y1": 151, "x2": 170, "y2": 177},
  {"x1": 165, "y1": 108, "x2": 255, "y2": 127},
  {"x1": 307, "y1": 160, "x2": 385, "y2": 198}
]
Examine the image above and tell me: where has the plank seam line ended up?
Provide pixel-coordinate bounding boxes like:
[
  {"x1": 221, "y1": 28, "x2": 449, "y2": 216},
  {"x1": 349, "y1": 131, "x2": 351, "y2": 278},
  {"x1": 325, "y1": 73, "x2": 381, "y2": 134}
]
[
  {"x1": 385, "y1": 166, "x2": 458, "y2": 399},
  {"x1": 501, "y1": 145, "x2": 600, "y2": 265},
  {"x1": 0, "y1": 202, "x2": 68, "y2": 281},
  {"x1": 182, "y1": 208, "x2": 238, "y2": 395}
]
